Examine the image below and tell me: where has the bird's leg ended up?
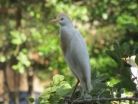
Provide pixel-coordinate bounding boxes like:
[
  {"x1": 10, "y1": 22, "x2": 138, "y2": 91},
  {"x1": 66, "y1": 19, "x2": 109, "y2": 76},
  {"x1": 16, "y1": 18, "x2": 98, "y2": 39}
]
[
  {"x1": 80, "y1": 81, "x2": 92, "y2": 99},
  {"x1": 71, "y1": 79, "x2": 79, "y2": 98},
  {"x1": 84, "y1": 91, "x2": 92, "y2": 99}
]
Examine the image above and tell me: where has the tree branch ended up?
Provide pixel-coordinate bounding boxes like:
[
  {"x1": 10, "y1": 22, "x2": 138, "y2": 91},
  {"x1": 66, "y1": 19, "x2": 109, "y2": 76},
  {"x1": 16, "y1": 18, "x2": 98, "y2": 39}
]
[{"x1": 64, "y1": 97, "x2": 138, "y2": 104}]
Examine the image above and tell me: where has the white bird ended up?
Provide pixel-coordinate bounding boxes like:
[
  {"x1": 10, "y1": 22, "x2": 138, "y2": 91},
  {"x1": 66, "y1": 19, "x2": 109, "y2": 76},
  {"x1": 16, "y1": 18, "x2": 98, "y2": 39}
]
[
  {"x1": 51, "y1": 13, "x2": 92, "y2": 99},
  {"x1": 122, "y1": 55, "x2": 138, "y2": 90}
]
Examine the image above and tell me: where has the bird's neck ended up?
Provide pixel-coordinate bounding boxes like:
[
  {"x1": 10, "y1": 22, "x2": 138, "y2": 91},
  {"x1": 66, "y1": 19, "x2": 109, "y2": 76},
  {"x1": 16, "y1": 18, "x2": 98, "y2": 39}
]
[
  {"x1": 60, "y1": 26, "x2": 74, "y2": 40},
  {"x1": 60, "y1": 26, "x2": 74, "y2": 54},
  {"x1": 65, "y1": 24, "x2": 74, "y2": 28}
]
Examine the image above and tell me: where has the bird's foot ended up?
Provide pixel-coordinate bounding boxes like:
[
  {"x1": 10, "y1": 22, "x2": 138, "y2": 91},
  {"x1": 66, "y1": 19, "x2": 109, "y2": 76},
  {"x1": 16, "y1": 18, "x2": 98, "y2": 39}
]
[
  {"x1": 76, "y1": 92, "x2": 92, "y2": 100},
  {"x1": 84, "y1": 93, "x2": 92, "y2": 99}
]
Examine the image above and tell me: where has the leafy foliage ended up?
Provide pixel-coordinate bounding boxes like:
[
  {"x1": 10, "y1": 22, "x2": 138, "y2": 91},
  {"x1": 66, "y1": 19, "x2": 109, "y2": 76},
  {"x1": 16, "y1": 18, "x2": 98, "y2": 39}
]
[
  {"x1": 12, "y1": 50, "x2": 31, "y2": 73},
  {"x1": 0, "y1": 0, "x2": 138, "y2": 103},
  {"x1": 38, "y1": 75, "x2": 71, "y2": 104}
]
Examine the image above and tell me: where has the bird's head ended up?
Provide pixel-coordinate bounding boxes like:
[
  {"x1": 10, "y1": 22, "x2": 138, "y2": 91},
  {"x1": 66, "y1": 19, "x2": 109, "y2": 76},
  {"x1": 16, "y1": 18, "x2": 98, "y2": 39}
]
[{"x1": 51, "y1": 13, "x2": 72, "y2": 26}]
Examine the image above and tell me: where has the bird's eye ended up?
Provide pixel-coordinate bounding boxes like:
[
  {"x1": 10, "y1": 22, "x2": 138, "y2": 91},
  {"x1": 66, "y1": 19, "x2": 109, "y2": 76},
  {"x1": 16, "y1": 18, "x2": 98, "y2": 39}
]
[{"x1": 61, "y1": 17, "x2": 64, "y2": 20}]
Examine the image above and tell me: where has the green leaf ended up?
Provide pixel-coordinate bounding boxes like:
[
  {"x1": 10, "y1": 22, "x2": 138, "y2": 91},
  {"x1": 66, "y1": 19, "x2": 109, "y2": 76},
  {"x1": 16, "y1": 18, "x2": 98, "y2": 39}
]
[
  {"x1": 38, "y1": 75, "x2": 71, "y2": 104},
  {"x1": 0, "y1": 55, "x2": 6, "y2": 62},
  {"x1": 53, "y1": 74, "x2": 64, "y2": 85},
  {"x1": 28, "y1": 97, "x2": 35, "y2": 103},
  {"x1": 17, "y1": 51, "x2": 31, "y2": 67},
  {"x1": 107, "y1": 77, "x2": 120, "y2": 87},
  {"x1": 10, "y1": 30, "x2": 26, "y2": 45}
]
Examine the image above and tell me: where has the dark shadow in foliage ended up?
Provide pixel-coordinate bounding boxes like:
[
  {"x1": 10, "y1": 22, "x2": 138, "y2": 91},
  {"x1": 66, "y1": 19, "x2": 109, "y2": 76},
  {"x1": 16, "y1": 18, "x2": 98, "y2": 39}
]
[
  {"x1": 107, "y1": 41, "x2": 137, "y2": 97},
  {"x1": 64, "y1": 70, "x2": 111, "y2": 104}
]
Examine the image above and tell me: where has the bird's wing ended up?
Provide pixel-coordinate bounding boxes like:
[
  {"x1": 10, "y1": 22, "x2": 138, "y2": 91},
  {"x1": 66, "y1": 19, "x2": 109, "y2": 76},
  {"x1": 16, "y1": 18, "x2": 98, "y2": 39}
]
[{"x1": 65, "y1": 29, "x2": 91, "y2": 79}]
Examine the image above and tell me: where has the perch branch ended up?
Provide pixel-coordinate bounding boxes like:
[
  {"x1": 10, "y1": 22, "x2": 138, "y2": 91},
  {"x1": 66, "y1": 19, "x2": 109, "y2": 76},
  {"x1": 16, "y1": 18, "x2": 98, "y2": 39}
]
[{"x1": 64, "y1": 97, "x2": 138, "y2": 104}]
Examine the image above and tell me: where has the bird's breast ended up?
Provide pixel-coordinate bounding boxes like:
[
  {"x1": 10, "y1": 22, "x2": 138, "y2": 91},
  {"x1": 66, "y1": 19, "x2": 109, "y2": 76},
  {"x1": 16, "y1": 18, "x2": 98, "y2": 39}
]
[
  {"x1": 60, "y1": 28, "x2": 73, "y2": 54},
  {"x1": 60, "y1": 37, "x2": 68, "y2": 54}
]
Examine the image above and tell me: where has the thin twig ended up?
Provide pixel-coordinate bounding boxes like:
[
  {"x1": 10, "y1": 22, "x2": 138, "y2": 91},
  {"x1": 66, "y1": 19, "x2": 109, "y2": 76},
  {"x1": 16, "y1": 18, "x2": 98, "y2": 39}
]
[{"x1": 64, "y1": 97, "x2": 138, "y2": 104}]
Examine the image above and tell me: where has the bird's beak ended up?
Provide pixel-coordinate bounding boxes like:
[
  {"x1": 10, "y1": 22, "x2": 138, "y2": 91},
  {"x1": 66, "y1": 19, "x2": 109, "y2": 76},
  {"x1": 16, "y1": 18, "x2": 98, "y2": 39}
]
[{"x1": 50, "y1": 18, "x2": 59, "y2": 23}]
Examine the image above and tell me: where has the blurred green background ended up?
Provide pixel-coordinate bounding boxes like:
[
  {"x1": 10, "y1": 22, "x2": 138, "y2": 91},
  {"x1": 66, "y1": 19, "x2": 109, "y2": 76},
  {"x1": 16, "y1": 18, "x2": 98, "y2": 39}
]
[{"x1": 0, "y1": 0, "x2": 138, "y2": 103}]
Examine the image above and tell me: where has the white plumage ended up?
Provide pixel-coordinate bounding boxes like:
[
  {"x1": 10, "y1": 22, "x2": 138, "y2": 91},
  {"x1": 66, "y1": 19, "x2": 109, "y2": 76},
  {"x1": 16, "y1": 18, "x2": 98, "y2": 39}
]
[
  {"x1": 52, "y1": 13, "x2": 92, "y2": 98},
  {"x1": 124, "y1": 55, "x2": 138, "y2": 90}
]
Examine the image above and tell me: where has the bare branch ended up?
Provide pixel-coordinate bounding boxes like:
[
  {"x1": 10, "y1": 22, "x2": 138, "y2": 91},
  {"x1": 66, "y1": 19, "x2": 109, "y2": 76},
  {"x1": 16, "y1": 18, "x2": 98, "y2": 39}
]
[{"x1": 64, "y1": 97, "x2": 138, "y2": 104}]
